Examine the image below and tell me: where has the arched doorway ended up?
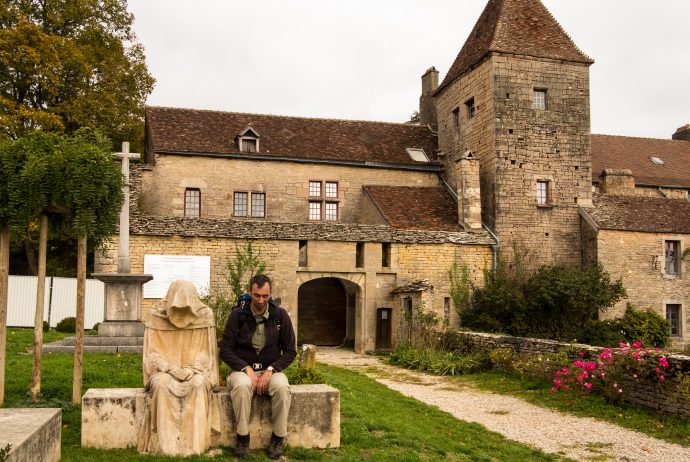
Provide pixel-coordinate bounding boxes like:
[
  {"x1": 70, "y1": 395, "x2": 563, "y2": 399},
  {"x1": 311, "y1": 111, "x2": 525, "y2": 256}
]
[{"x1": 297, "y1": 277, "x2": 356, "y2": 346}]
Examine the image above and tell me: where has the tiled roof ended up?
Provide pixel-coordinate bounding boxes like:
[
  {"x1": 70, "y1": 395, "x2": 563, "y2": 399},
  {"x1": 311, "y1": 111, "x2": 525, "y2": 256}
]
[
  {"x1": 591, "y1": 135, "x2": 690, "y2": 188},
  {"x1": 581, "y1": 194, "x2": 690, "y2": 234},
  {"x1": 146, "y1": 106, "x2": 438, "y2": 166},
  {"x1": 436, "y1": 0, "x2": 593, "y2": 94},
  {"x1": 363, "y1": 185, "x2": 464, "y2": 232}
]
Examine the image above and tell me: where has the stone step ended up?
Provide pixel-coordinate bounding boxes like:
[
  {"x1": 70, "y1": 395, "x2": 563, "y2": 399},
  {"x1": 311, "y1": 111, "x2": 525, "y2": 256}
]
[
  {"x1": 0, "y1": 408, "x2": 62, "y2": 462},
  {"x1": 61, "y1": 336, "x2": 144, "y2": 346}
]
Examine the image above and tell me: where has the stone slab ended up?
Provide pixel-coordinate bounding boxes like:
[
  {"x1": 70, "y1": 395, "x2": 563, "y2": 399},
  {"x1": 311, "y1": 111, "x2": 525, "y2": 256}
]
[
  {"x1": 0, "y1": 408, "x2": 61, "y2": 462},
  {"x1": 82, "y1": 384, "x2": 340, "y2": 451},
  {"x1": 98, "y1": 321, "x2": 145, "y2": 337}
]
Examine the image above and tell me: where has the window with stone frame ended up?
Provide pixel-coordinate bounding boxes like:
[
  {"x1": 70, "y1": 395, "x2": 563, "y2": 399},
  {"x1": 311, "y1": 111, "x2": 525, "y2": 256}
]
[
  {"x1": 533, "y1": 89, "x2": 547, "y2": 110},
  {"x1": 184, "y1": 188, "x2": 200, "y2": 217},
  {"x1": 233, "y1": 191, "x2": 265, "y2": 218},
  {"x1": 664, "y1": 240, "x2": 680, "y2": 274},
  {"x1": 666, "y1": 304, "x2": 681, "y2": 336},
  {"x1": 307, "y1": 180, "x2": 339, "y2": 221},
  {"x1": 536, "y1": 180, "x2": 550, "y2": 206},
  {"x1": 382, "y1": 242, "x2": 391, "y2": 268},
  {"x1": 465, "y1": 97, "x2": 475, "y2": 119},
  {"x1": 452, "y1": 107, "x2": 460, "y2": 128}
]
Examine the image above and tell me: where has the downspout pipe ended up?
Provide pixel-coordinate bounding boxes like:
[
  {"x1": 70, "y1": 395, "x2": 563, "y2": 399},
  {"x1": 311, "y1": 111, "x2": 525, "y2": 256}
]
[
  {"x1": 482, "y1": 223, "x2": 500, "y2": 276},
  {"x1": 440, "y1": 175, "x2": 500, "y2": 275}
]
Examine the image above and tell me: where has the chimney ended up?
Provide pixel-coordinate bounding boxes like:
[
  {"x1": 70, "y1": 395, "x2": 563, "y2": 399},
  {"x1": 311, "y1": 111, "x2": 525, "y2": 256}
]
[
  {"x1": 672, "y1": 124, "x2": 690, "y2": 141},
  {"x1": 458, "y1": 151, "x2": 482, "y2": 233},
  {"x1": 419, "y1": 67, "x2": 438, "y2": 129},
  {"x1": 600, "y1": 169, "x2": 635, "y2": 195}
]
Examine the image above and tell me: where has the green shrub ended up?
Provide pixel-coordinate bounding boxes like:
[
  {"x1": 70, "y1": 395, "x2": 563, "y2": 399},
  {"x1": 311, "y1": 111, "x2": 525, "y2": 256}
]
[
  {"x1": 576, "y1": 318, "x2": 627, "y2": 347},
  {"x1": 55, "y1": 316, "x2": 76, "y2": 333},
  {"x1": 284, "y1": 365, "x2": 325, "y2": 384},
  {"x1": 621, "y1": 304, "x2": 671, "y2": 348},
  {"x1": 388, "y1": 345, "x2": 490, "y2": 376},
  {"x1": 463, "y1": 253, "x2": 626, "y2": 342}
]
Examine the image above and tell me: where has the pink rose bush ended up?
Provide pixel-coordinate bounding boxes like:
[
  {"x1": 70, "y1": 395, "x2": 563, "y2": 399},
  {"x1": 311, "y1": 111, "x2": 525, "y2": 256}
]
[{"x1": 551, "y1": 342, "x2": 671, "y2": 400}]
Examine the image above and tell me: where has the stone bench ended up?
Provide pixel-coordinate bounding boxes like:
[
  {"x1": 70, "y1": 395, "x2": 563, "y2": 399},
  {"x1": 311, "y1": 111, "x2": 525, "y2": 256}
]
[
  {"x1": 82, "y1": 384, "x2": 340, "y2": 450},
  {"x1": 0, "y1": 408, "x2": 61, "y2": 462}
]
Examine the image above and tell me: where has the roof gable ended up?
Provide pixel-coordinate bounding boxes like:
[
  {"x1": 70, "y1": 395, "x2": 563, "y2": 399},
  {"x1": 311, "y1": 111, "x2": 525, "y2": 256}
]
[
  {"x1": 437, "y1": 0, "x2": 593, "y2": 94},
  {"x1": 591, "y1": 135, "x2": 690, "y2": 188},
  {"x1": 146, "y1": 106, "x2": 438, "y2": 167}
]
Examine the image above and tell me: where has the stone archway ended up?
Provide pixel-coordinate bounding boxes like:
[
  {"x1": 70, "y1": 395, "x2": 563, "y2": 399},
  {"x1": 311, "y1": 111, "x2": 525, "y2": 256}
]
[{"x1": 297, "y1": 277, "x2": 357, "y2": 346}]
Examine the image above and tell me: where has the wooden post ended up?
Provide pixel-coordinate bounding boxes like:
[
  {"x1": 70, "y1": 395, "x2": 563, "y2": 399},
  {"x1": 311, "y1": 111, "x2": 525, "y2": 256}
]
[
  {"x1": 31, "y1": 214, "x2": 49, "y2": 402},
  {"x1": 0, "y1": 223, "x2": 9, "y2": 406},
  {"x1": 72, "y1": 235, "x2": 86, "y2": 405}
]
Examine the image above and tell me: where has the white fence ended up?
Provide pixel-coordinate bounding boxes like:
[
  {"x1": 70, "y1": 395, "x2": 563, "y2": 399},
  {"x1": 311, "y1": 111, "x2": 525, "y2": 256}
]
[{"x1": 6, "y1": 275, "x2": 104, "y2": 329}]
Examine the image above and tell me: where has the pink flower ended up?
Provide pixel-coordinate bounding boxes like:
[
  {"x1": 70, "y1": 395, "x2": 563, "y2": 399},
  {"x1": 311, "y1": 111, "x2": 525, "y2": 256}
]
[
  {"x1": 618, "y1": 388, "x2": 623, "y2": 393},
  {"x1": 578, "y1": 351, "x2": 585, "y2": 357},
  {"x1": 660, "y1": 375, "x2": 665, "y2": 382},
  {"x1": 585, "y1": 383, "x2": 593, "y2": 390},
  {"x1": 633, "y1": 341, "x2": 642, "y2": 349},
  {"x1": 613, "y1": 383, "x2": 618, "y2": 388},
  {"x1": 659, "y1": 356, "x2": 669, "y2": 369},
  {"x1": 555, "y1": 371, "x2": 561, "y2": 377},
  {"x1": 563, "y1": 385, "x2": 569, "y2": 391},
  {"x1": 656, "y1": 368, "x2": 661, "y2": 374},
  {"x1": 584, "y1": 362, "x2": 596, "y2": 372},
  {"x1": 633, "y1": 374, "x2": 638, "y2": 379},
  {"x1": 551, "y1": 387, "x2": 556, "y2": 393},
  {"x1": 633, "y1": 352, "x2": 640, "y2": 360}
]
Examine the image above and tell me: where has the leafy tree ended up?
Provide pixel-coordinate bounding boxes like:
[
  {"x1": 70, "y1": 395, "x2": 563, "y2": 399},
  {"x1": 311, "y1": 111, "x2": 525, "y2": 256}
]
[
  {"x1": 0, "y1": 0, "x2": 155, "y2": 149},
  {"x1": 448, "y1": 260, "x2": 472, "y2": 321}
]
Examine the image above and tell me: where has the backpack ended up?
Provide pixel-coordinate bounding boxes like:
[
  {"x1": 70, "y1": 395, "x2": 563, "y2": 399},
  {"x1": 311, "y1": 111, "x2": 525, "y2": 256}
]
[{"x1": 233, "y1": 293, "x2": 282, "y2": 332}]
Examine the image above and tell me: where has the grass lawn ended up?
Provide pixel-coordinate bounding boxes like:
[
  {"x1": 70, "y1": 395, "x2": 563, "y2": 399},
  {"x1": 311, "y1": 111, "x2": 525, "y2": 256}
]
[{"x1": 1, "y1": 328, "x2": 572, "y2": 461}]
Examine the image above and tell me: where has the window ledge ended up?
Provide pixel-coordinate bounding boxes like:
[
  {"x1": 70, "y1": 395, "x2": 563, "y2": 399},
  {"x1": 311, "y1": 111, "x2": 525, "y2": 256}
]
[{"x1": 536, "y1": 204, "x2": 554, "y2": 209}]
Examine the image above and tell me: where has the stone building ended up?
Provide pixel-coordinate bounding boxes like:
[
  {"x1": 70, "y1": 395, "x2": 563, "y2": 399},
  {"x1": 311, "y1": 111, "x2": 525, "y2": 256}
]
[{"x1": 96, "y1": 0, "x2": 690, "y2": 349}]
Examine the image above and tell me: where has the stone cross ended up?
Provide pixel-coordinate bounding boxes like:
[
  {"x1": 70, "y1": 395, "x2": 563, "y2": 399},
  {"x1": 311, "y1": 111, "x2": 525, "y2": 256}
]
[{"x1": 113, "y1": 142, "x2": 140, "y2": 274}]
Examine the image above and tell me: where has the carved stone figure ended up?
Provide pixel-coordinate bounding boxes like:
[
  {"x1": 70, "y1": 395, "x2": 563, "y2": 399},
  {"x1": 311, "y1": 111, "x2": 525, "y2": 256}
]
[{"x1": 137, "y1": 280, "x2": 220, "y2": 456}]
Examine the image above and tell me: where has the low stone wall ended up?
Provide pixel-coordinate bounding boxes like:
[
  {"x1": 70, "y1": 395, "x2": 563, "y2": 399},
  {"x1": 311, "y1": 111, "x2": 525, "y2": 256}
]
[
  {"x1": 446, "y1": 331, "x2": 690, "y2": 418},
  {"x1": 82, "y1": 384, "x2": 340, "y2": 451}
]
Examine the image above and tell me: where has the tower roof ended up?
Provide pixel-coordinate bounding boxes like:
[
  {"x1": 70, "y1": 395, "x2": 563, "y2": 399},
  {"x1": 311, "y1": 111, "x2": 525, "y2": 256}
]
[{"x1": 436, "y1": 0, "x2": 593, "y2": 95}]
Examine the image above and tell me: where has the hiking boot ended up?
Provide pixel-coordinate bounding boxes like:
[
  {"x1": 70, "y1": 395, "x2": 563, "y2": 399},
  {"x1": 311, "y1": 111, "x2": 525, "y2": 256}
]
[
  {"x1": 235, "y1": 433, "x2": 250, "y2": 458},
  {"x1": 267, "y1": 433, "x2": 284, "y2": 460}
]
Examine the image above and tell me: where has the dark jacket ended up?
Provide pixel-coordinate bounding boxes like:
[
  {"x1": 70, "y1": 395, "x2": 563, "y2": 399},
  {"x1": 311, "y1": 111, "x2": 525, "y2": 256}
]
[{"x1": 219, "y1": 300, "x2": 296, "y2": 373}]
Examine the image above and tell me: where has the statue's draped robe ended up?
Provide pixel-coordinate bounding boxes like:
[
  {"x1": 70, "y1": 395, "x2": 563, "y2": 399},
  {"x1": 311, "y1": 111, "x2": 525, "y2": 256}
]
[{"x1": 137, "y1": 282, "x2": 220, "y2": 456}]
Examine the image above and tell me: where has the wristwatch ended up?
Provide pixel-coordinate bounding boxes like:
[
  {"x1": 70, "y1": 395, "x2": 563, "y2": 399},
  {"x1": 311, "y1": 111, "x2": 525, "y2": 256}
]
[{"x1": 267, "y1": 366, "x2": 275, "y2": 373}]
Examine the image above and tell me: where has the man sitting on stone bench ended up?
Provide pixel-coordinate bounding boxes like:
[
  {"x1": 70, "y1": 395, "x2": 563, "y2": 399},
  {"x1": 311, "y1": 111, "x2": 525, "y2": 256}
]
[{"x1": 220, "y1": 274, "x2": 296, "y2": 459}]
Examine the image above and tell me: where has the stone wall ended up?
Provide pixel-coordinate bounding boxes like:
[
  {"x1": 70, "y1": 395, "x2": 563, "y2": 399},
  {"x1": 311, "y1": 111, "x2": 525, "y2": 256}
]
[
  {"x1": 138, "y1": 155, "x2": 441, "y2": 223},
  {"x1": 436, "y1": 54, "x2": 592, "y2": 268},
  {"x1": 594, "y1": 229, "x2": 690, "y2": 344},
  {"x1": 447, "y1": 331, "x2": 690, "y2": 418},
  {"x1": 96, "y1": 233, "x2": 492, "y2": 352}
]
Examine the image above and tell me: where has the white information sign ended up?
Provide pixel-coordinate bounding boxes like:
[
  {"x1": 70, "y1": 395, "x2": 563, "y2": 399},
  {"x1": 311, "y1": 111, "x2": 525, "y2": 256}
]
[{"x1": 143, "y1": 254, "x2": 211, "y2": 299}]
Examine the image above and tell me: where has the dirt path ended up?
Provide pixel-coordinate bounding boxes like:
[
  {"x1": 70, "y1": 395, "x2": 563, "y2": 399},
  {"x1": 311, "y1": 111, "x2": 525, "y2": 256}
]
[{"x1": 316, "y1": 347, "x2": 690, "y2": 462}]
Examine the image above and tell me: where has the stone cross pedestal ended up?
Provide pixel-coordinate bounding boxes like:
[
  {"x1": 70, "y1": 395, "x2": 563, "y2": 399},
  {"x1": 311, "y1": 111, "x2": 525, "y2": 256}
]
[{"x1": 92, "y1": 142, "x2": 152, "y2": 338}]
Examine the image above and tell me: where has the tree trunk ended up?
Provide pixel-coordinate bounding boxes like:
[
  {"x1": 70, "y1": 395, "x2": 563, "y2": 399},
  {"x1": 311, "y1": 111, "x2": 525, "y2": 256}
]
[
  {"x1": 72, "y1": 236, "x2": 86, "y2": 405},
  {"x1": 31, "y1": 214, "x2": 49, "y2": 402},
  {"x1": 24, "y1": 241, "x2": 38, "y2": 276},
  {"x1": 0, "y1": 223, "x2": 9, "y2": 406}
]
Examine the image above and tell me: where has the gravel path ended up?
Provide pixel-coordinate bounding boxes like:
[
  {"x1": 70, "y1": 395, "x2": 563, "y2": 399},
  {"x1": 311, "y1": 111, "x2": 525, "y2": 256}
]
[{"x1": 316, "y1": 347, "x2": 690, "y2": 462}]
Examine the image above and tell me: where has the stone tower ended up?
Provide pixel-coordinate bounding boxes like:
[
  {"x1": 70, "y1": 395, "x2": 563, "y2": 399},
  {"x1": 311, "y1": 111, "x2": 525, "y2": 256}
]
[{"x1": 433, "y1": 0, "x2": 594, "y2": 267}]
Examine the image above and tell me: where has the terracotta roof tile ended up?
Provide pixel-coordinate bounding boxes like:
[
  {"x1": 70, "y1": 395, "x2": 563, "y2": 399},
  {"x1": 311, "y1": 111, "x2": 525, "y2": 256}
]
[
  {"x1": 146, "y1": 106, "x2": 438, "y2": 166},
  {"x1": 437, "y1": 0, "x2": 593, "y2": 94},
  {"x1": 582, "y1": 194, "x2": 690, "y2": 234},
  {"x1": 591, "y1": 135, "x2": 690, "y2": 188},
  {"x1": 363, "y1": 185, "x2": 464, "y2": 232}
]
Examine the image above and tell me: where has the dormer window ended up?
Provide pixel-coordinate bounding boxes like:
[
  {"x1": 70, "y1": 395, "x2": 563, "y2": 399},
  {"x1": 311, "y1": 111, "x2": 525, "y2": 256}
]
[
  {"x1": 237, "y1": 126, "x2": 261, "y2": 153},
  {"x1": 406, "y1": 148, "x2": 429, "y2": 162}
]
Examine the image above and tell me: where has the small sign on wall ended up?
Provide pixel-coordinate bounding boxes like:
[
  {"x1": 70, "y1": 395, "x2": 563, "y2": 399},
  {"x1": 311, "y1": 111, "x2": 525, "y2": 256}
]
[{"x1": 143, "y1": 254, "x2": 211, "y2": 298}]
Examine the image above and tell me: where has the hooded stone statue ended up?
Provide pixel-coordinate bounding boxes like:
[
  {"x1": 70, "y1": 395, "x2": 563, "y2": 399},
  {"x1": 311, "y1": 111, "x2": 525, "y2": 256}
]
[{"x1": 137, "y1": 280, "x2": 220, "y2": 456}]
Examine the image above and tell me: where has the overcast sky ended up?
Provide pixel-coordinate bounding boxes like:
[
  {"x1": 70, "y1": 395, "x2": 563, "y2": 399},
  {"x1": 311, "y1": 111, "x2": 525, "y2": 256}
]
[{"x1": 127, "y1": 0, "x2": 690, "y2": 140}]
